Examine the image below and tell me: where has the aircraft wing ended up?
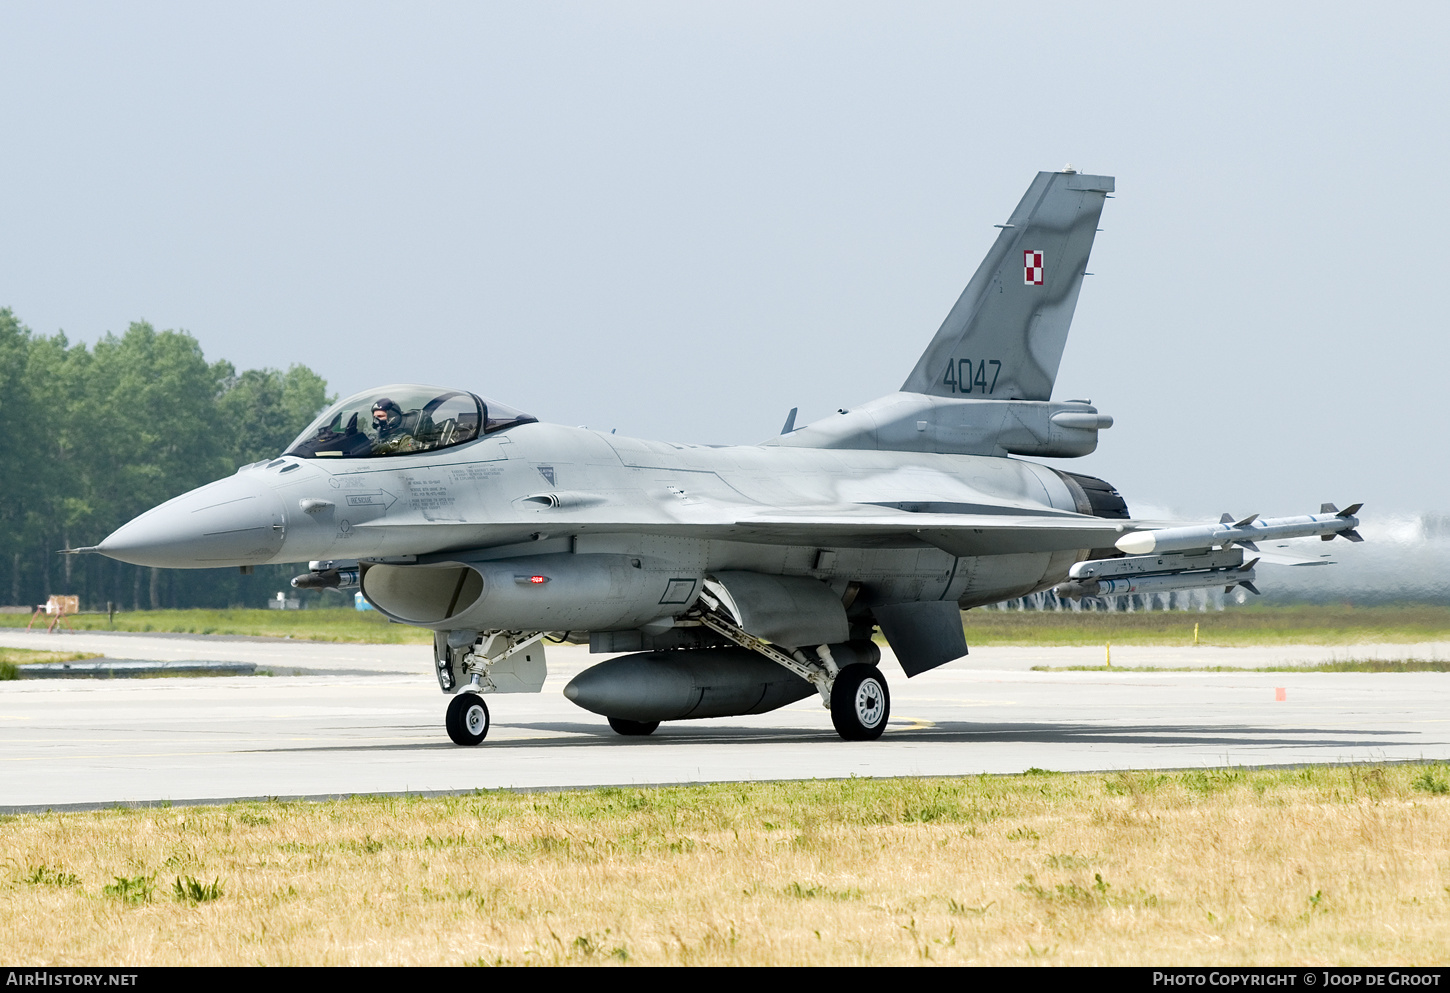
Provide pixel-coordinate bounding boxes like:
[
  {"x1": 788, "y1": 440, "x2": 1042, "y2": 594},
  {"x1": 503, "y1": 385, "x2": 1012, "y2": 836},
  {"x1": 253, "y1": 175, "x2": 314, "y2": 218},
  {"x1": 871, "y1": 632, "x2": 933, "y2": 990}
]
[
  {"x1": 723, "y1": 507, "x2": 1132, "y2": 555},
  {"x1": 391, "y1": 503, "x2": 1140, "y2": 561}
]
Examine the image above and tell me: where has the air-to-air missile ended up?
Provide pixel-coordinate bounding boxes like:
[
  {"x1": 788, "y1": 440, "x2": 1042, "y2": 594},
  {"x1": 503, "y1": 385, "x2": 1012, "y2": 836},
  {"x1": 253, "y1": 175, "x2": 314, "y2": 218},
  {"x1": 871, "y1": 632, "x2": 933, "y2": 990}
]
[
  {"x1": 1053, "y1": 547, "x2": 1258, "y2": 600},
  {"x1": 1113, "y1": 504, "x2": 1362, "y2": 556},
  {"x1": 1054, "y1": 504, "x2": 1362, "y2": 601}
]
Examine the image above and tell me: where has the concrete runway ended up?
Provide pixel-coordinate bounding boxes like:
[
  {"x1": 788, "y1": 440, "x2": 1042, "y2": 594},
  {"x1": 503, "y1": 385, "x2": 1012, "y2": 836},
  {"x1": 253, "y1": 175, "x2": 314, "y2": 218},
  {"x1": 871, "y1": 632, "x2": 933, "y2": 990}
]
[{"x1": 3, "y1": 629, "x2": 1448, "y2": 810}]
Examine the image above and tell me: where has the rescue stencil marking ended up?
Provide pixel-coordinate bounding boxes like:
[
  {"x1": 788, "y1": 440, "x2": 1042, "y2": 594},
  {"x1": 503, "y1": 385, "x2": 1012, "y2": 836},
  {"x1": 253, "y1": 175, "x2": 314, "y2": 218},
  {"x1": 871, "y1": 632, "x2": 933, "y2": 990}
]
[{"x1": 1024, "y1": 250, "x2": 1044, "y2": 285}]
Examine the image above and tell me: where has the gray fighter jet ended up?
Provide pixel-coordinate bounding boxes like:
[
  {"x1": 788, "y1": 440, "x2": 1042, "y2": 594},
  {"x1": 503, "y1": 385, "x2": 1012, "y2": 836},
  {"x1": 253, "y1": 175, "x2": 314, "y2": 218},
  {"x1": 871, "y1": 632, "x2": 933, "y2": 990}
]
[{"x1": 92, "y1": 169, "x2": 1361, "y2": 745}]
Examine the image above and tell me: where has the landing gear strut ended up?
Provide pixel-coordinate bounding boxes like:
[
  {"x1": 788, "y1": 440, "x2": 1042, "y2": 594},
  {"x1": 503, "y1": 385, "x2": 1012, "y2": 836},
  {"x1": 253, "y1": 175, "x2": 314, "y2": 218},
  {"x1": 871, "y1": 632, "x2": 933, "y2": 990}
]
[
  {"x1": 690, "y1": 587, "x2": 891, "y2": 741},
  {"x1": 438, "y1": 629, "x2": 545, "y2": 745}
]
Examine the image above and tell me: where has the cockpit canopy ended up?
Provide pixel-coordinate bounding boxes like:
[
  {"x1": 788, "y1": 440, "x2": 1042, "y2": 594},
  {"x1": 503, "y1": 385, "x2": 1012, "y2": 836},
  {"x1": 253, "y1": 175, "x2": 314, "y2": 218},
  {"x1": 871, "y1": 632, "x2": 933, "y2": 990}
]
[{"x1": 284, "y1": 385, "x2": 537, "y2": 459}]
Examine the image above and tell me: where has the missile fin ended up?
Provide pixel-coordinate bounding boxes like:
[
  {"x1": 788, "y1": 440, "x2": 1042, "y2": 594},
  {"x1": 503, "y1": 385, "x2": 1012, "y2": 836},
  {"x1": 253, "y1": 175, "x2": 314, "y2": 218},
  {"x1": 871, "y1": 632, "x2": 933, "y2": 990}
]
[
  {"x1": 1219, "y1": 513, "x2": 1235, "y2": 524},
  {"x1": 1237, "y1": 540, "x2": 1259, "y2": 552},
  {"x1": 1242, "y1": 558, "x2": 1261, "y2": 570},
  {"x1": 1339, "y1": 529, "x2": 1364, "y2": 543},
  {"x1": 1239, "y1": 581, "x2": 1261, "y2": 595},
  {"x1": 1234, "y1": 514, "x2": 1259, "y2": 528},
  {"x1": 780, "y1": 407, "x2": 798, "y2": 435},
  {"x1": 1338, "y1": 503, "x2": 1363, "y2": 518},
  {"x1": 1321, "y1": 533, "x2": 1335, "y2": 541},
  {"x1": 1320, "y1": 502, "x2": 1338, "y2": 514}
]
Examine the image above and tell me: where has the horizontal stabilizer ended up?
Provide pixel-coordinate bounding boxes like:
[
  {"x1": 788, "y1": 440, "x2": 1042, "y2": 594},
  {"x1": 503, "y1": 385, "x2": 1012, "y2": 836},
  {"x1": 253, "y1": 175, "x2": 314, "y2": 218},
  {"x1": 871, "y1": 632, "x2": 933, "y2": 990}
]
[{"x1": 1253, "y1": 545, "x2": 1334, "y2": 566}]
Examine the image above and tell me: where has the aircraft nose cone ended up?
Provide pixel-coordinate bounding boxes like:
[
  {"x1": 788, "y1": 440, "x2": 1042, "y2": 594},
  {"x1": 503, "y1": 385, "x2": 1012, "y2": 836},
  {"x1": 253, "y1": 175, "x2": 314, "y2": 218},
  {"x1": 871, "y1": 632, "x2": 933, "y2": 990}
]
[{"x1": 99, "y1": 473, "x2": 289, "y2": 568}]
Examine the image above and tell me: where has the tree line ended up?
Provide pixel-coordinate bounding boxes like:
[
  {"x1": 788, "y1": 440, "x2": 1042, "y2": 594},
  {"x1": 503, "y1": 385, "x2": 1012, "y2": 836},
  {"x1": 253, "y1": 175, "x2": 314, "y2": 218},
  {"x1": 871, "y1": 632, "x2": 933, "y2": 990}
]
[{"x1": 0, "y1": 309, "x2": 335, "y2": 611}]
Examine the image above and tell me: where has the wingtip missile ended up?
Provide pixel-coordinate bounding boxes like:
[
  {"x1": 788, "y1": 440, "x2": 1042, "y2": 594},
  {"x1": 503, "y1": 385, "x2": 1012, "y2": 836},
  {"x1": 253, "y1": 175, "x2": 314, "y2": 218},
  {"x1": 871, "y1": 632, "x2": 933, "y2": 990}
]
[{"x1": 1116, "y1": 505, "x2": 1365, "y2": 556}]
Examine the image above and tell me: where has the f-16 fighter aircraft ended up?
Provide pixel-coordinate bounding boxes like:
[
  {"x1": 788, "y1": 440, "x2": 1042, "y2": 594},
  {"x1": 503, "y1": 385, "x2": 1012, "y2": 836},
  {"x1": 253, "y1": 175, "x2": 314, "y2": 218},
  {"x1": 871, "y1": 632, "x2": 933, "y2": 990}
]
[{"x1": 92, "y1": 169, "x2": 1361, "y2": 745}]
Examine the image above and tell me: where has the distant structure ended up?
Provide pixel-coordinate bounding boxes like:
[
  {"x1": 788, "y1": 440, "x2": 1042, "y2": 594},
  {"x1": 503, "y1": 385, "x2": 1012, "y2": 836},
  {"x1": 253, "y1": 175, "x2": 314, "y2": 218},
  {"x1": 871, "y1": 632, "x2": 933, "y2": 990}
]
[
  {"x1": 26, "y1": 594, "x2": 79, "y2": 632},
  {"x1": 991, "y1": 589, "x2": 1228, "y2": 613}
]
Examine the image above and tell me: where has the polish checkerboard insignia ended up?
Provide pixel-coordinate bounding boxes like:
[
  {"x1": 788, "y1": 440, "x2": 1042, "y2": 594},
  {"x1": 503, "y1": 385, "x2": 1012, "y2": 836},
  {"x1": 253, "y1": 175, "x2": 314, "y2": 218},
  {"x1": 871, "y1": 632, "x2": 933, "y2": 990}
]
[{"x1": 1023, "y1": 250, "x2": 1044, "y2": 285}]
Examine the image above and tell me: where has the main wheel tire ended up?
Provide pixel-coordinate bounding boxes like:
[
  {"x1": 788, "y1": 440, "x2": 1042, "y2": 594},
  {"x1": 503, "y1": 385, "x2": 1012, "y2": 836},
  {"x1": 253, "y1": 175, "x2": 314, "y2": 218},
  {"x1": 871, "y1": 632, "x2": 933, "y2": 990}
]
[
  {"x1": 830, "y1": 665, "x2": 890, "y2": 741},
  {"x1": 445, "y1": 692, "x2": 490, "y2": 745},
  {"x1": 608, "y1": 716, "x2": 660, "y2": 736}
]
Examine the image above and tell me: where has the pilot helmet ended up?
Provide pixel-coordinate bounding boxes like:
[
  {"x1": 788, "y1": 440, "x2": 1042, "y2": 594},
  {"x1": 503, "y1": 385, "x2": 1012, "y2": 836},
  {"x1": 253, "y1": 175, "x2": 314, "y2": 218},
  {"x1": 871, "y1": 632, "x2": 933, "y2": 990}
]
[{"x1": 371, "y1": 398, "x2": 403, "y2": 432}]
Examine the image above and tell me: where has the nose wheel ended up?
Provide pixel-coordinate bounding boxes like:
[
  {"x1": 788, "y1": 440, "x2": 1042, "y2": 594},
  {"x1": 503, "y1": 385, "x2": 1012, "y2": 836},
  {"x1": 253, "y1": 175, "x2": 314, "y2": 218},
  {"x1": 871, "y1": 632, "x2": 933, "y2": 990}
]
[
  {"x1": 446, "y1": 692, "x2": 490, "y2": 745},
  {"x1": 830, "y1": 665, "x2": 889, "y2": 741}
]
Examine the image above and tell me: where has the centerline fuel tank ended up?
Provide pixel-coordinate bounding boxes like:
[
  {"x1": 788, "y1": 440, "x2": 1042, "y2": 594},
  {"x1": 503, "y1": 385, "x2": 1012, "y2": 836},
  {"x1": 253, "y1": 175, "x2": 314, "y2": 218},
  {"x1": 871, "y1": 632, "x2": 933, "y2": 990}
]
[{"x1": 564, "y1": 642, "x2": 881, "y2": 723}]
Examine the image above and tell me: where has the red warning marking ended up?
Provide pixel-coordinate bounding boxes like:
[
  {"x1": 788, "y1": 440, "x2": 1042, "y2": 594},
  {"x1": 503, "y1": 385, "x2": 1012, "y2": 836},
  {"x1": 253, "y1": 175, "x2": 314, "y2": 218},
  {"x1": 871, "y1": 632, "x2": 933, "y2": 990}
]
[
  {"x1": 1275, "y1": 687, "x2": 1286, "y2": 701},
  {"x1": 1023, "y1": 250, "x2": 1044, "y2": 285}
]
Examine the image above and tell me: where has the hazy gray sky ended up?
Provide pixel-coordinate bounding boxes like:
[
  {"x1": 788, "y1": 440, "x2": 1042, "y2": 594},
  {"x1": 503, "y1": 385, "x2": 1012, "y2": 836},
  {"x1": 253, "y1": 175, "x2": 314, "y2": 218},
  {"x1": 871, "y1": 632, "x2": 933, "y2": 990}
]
[{"x1": 2, "y1": 2, "x2": 1445, "y2": 519}]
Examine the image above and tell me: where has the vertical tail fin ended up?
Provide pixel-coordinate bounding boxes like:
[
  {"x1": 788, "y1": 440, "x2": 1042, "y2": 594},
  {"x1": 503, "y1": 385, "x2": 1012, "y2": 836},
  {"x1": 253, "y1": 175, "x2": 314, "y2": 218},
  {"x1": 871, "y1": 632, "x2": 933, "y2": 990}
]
[{"x1": 902, "y1": 170, "x2": 1113, "y2": 401}]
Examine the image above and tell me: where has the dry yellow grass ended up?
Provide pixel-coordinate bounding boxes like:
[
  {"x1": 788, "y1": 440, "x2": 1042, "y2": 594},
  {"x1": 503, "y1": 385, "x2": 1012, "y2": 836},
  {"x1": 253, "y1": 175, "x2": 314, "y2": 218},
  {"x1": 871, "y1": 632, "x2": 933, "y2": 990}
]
[{"x1": 3, "y1": 767, "x2": 1449, "y2": 966}]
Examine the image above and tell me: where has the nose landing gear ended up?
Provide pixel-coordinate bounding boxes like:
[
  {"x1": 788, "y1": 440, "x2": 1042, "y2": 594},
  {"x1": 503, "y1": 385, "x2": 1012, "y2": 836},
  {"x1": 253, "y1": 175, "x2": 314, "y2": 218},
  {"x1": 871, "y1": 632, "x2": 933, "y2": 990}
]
[{"x1": 445, "y1": 692, "x2": 490, "y2": 745}]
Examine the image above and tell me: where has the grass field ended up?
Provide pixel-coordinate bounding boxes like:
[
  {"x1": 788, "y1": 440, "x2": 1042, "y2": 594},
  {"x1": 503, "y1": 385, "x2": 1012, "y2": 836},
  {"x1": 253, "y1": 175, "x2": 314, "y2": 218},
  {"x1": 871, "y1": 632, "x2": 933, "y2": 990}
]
[
  {"x1": 3, "y1": 604, "x2": 1449, "y2": 648},
  {"x1": 0, "y1": 608, "x2": 432, "y2": 644},
  {"x1": 1033, "y1": 660, "x2": 1450, "y2": 673},
  {"x1": 2, "y1": 766, "x2": 1448, "y2": 966},
  {"x1": 0, "y1": 647, "x2": 103, "y2": 679},
  {"x1": 962, "y1": 603, "x2": 1450, "y2": 647}
]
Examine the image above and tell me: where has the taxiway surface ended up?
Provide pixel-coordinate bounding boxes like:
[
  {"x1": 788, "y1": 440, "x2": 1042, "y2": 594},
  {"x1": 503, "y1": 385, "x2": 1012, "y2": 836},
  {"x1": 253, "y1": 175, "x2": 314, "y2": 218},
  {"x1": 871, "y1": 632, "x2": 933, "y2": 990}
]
[{"x1": 2, "y1": 630, "x2": 1447, "y2": 810}]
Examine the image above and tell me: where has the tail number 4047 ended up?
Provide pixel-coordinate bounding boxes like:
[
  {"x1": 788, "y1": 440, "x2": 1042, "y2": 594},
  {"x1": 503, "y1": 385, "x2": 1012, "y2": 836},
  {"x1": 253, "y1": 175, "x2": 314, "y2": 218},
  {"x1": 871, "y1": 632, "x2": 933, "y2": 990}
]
[{"x1": 943, "y1": 358, "x2": 1001, "y2": 395}]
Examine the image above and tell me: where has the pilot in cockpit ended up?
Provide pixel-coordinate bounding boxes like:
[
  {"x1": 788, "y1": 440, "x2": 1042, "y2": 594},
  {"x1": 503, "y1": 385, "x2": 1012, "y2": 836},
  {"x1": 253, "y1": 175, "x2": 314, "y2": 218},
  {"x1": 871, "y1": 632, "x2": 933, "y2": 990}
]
[{"x1": 371, "y1": 397, "x2": 418, "y2": 453}]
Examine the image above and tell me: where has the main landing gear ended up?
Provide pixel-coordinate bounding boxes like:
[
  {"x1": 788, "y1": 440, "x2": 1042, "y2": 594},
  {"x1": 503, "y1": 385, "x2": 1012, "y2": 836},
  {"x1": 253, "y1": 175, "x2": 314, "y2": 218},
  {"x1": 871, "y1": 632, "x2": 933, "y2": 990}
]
[
  {"x1": 691, "y1": 590, "x2": 891, "y2": 742},
  {"x1": 830, "y1": 663, "x2": 890, "y2": 741}
]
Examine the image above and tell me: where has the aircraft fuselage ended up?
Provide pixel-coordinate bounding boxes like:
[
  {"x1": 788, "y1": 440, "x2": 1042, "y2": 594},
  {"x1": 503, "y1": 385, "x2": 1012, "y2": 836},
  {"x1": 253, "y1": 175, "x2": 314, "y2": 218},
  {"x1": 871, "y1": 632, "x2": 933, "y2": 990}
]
[{"x1": 100, "y1": 420, "x2": 1106, "y2": 623}]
